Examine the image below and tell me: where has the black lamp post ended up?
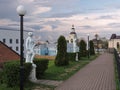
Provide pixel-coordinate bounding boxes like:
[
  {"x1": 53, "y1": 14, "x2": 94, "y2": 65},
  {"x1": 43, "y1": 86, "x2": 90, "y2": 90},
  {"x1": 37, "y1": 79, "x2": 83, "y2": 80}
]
[
  {"x1": 17, "y1": 5, "x2": 26, "y2": 90},
  {"x1": 87, "y1": 34, "x2": 90, "y2": 59}
]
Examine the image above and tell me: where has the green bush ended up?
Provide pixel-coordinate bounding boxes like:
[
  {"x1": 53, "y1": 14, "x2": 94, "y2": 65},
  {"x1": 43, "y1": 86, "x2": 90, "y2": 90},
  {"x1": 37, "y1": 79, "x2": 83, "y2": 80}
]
[
  {"x1": 3, "y1": 61, "x2": 32, "y2": 87},
  {"x1": 78, "y1": 52, "x2": 81, "y2": 60},
  {"x1": 34, "y1": 58, "x2": 49, "y2": 79},
  {"x1": 0, "y1": 70, "x2": 3, "y2": 84},
  {"x1": 89, "y1": 40, "x2": 95, "y2": 55},
  {"x1": 67, "y1": 53, "x2": 76, "y2": 61},
  {"x1": 79, "y1": 40, "x2": 87, "y2": 57},
  {"x1": 55, "y1": 36, "x2": 69, "y2": 66},
  {"x1": 79, "y1": 50, "x2": 87, "y2": 57}
]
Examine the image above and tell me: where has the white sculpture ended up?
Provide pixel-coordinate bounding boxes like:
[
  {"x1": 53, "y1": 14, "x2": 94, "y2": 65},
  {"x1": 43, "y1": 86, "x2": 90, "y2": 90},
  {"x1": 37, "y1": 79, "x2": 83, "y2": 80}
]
[{"x1": 26, "y1": 32, "x2": 36, "y2": 63}]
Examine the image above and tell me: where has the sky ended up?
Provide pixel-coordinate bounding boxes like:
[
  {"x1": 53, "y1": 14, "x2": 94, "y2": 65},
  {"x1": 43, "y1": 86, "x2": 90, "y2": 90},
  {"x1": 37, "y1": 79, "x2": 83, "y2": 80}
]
[{"x1": 1, "y1": 0, "x2": 120, "y2": 42}]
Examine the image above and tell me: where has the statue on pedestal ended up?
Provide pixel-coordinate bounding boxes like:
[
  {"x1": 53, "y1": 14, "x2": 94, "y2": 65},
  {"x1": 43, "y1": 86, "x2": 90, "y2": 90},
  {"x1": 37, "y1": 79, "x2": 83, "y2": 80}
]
[{"x1": 25, "y1": 32, "x2": 36, "y2": 63}]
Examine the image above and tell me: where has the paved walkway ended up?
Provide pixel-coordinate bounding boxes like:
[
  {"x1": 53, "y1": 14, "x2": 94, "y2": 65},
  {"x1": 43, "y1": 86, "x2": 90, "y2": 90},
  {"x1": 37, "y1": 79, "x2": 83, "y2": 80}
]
[
  {"x1": 55, "y1": 53, "x2": 116, "y2": 90},
  {"x1": 32, "y1": 79, "x2": 63, "y2": 86}
]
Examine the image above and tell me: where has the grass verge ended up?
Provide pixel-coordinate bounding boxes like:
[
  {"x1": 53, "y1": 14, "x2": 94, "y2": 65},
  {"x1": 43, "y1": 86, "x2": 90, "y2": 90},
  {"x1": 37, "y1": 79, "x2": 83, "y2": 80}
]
[
  {"x1": 0, "y1": 54, "x2": 98, "y2": 90},
  {"x1": 41, "y1": 54, "x2": 98, "y2": 81}
]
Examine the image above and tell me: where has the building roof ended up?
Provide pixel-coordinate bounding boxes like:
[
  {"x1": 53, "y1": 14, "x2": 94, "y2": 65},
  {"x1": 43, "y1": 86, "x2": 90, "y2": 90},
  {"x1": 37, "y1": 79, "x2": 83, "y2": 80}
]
[
  {"x1": 110, "y1": 34, "x2": 120, "y2": 39},
  {"x1": 0, "y1": 41, "x2": 20, "y2": 68},
  {"x1": 70, "y1": 32, "x2": 76, "y2": 34}
]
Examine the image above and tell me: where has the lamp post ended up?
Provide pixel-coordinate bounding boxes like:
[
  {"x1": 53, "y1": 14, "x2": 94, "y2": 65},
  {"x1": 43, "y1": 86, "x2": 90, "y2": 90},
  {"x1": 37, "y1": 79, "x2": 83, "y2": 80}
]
[
  {"x1": 17, "y1": 5, "x2": 26, "y2": 90},
  {"x1": 87, "y1": 34, "x2": 90, "y2": 59}
]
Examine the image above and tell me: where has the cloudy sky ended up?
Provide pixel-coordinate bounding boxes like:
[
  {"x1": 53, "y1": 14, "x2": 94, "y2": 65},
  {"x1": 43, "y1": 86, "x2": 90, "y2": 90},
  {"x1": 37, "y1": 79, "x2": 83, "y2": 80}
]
[{"x1": 1, "y1": 0, "x2": 120, "y2": 41}]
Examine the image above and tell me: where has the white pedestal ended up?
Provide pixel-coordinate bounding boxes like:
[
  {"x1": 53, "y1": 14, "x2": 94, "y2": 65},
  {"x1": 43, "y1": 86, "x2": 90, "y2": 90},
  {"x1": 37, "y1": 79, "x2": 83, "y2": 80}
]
[
  {"x1": 76, "y1": 53, "x2": 79, "y2": 61},
  {"x1": 29, "y1": 63, "x2": 37, "y2": 82}
]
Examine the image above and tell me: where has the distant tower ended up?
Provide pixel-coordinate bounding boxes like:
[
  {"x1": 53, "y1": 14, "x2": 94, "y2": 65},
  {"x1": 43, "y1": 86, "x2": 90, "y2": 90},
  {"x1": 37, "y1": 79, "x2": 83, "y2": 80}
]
[
  {"x1": 68, "y1": 25, "x2": 77, "y2": 43},
  {"x1": 68, "y1": 25, "x2": 77, "y2": 52}
]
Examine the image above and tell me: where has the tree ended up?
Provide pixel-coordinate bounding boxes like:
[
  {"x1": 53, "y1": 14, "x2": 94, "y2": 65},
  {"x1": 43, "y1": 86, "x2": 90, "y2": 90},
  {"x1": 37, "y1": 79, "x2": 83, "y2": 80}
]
[
  {"x1": 79, "y1": 40, "x2": 87, "y2": 57},
  {"x1": 89, "y1": 40, "x2": 95, "y2": 55},
  {"x1": 55, "y1": 36, "x2": 69, "y2": 66}
]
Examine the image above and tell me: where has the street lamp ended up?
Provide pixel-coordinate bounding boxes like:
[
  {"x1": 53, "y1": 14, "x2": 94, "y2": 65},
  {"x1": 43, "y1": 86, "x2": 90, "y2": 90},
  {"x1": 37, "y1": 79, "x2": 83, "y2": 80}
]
[
  {"x1": 17, "y1": 5, "x2": 26, "y2": 90},
  {"x1": 87, "y1": 34, "x2": 90, "y2": 59}
]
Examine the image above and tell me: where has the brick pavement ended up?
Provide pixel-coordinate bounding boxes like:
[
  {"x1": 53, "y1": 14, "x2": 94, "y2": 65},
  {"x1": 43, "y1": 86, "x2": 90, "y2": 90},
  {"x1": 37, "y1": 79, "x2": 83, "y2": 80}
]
[
  {"x1": 32, "y1": 79, "x2": 63, "y2": 86},
  {"x1": 55, "y1": 53, "x2": 116, "y2": 90}
]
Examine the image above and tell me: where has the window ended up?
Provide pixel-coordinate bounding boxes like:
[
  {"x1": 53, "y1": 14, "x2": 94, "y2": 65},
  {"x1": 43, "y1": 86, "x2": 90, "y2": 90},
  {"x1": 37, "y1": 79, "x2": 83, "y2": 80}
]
[
  {"x1": 71, "y1": 39, "x2": 73, "y2": 43},
  {"x1": 3, "y1": 38, "x2": 6, "y2": 43},
  {"x1": 16, "y1": 39, "x2": 19, "y2": 44},
  {"x1": 117, "y1": 42, "x2": 119, "y2": 49},
  {"x1": 16, "y1": 47, "x2": 19, "y2": 51},
  {"x1": 10, "y1": 39, "x2": 12, "y2": 44}
]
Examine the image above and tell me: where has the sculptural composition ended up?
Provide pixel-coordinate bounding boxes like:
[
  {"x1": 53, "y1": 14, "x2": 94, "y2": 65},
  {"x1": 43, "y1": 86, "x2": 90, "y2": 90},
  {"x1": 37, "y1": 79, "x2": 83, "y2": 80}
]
[{"x1": 25, "y1": 32, "x2": 36, "y2": 63}]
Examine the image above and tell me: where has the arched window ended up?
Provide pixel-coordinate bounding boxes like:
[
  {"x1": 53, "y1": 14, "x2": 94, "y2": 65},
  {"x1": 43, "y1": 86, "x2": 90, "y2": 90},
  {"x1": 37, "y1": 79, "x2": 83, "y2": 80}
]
[
  {"x1": 71, "y1": 39, "x2": 73, "y2": 43},
  {"x1": 117, "y1": 42, "x2": 119, "y2": 49}
]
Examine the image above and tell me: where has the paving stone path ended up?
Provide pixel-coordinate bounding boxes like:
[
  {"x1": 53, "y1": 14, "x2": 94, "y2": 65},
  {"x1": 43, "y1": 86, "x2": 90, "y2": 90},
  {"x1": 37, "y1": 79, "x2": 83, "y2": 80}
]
[
  {"x1": 32, "y1": 79, "x2": 63, "y2": 86},
  {"x1": 55, "y1": 53, "x2": 116, "y2": 90}
]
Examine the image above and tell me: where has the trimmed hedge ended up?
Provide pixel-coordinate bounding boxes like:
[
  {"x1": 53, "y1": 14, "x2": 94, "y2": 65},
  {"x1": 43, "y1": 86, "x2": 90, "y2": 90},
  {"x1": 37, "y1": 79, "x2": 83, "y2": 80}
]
[
  {"x1": 34, "y1": 58, "x2": 49, "y2": 79},
  {"x1": 79, "y1": 50, "x2": 87, "y2": 57},
  {"x1": 67, "y1": 53, "x2": 76, "y2": 61},
  {"x1": 2, "y1": 61, "x2": 32, "y2": 87},
  {"x1": 0, "y1": 69, "x2": 3, "y2": 84}
]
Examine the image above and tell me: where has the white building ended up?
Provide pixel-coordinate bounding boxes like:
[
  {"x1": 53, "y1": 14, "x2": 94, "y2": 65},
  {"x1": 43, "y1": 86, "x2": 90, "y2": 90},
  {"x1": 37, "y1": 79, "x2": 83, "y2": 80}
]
[
  {"x1": 0, "y1": 29, "x2": 29, "y2": 55},
  {"x1": 108, "y1": 34, "x2": 120, "y2": 50},
  {"x1": 66, "y1": 25, "x2": 79, "y2": 53},
  {"x1": 35, "y1": 42, "x2": 57, "y2": 56}
]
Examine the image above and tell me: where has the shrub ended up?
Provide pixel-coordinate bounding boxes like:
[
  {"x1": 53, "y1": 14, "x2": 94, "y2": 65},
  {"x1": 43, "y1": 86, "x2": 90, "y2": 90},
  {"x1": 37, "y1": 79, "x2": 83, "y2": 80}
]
[
  {"x1": 67, "y1": 53, "x2": 76, "y2": 61},
  {"x1": 79, "y1": 40, "x2": 87, "y2": 57},
  {"x1": 89, "y1": 40, "x2": 95, "y2": 55},
  {"x1": 3, "y1": 61, "x2": 32, "y2": 87},
  {"x1": 0, "y1": 69, "x2": 3, "y2": 84},
  {"x1": 34, "y1": 58, "x2": 49, "y2": 79},
  {"x1": 78, "y1": 52, "x2": 81, "y2": 60},
  {"x1": 55, "y1": 36, "x2": 69, "y2": 66}
]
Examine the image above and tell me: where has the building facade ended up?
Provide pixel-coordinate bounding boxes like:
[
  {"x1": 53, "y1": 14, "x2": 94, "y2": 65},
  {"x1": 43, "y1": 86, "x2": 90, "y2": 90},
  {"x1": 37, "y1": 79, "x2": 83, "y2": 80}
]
[
  {"x1": 0, "y1": 29, "x2": 29, "y2": 55},
  {"x1": 108, "y1": 34, "x2": 120, "y2": 50},
  {"x1": 66, "y1": 25, "x2": 79, "y2": 53}
]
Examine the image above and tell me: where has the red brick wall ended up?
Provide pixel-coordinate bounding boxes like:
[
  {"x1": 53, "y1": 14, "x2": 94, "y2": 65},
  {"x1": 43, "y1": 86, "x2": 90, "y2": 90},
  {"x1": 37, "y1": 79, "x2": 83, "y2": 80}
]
[{"x1": 0, "y1": 42, "x2": 20, "y2": 68}]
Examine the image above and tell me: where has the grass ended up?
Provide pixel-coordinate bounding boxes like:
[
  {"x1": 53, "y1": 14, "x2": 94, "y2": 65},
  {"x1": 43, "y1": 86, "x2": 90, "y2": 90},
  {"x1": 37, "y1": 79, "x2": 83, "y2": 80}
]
[
  {"x1": 0, "y1": 54, "x2": 98, "y2": 90},
  {"x1": 41, "y1": 54, "x2": 98, "y2": 81}
]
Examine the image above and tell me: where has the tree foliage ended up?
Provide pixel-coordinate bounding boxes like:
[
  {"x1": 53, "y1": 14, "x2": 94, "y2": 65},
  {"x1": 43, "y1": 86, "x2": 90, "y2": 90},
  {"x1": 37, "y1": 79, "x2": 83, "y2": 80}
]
[
  {"x1": 89, "y1": 40, "x2": 95, "y2": 55},
  {"x1": 79, "y1": 40, "x2": 87, "y2": 57},
  {"x1": 55, "y1": 36, "x2": 69, "y2": 66}
]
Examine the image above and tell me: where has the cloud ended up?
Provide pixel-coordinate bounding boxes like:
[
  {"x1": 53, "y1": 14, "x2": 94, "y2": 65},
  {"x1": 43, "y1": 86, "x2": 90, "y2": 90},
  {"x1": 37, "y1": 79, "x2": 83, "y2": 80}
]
[
  {"x1": 0, "y1": 19, "x2": 17, "y2": 26},
  {"x1": 108, "y1": 23, "x2": 120, "y2": 28},
  {"x1": 79, "y1": 25, "x2": 93, "y2": 29},
  {"x1": 32, "y1": 6, "x2": 51, "y2": 15},
  {"x1": 1, "y1": 0, "x2": 120, "y2": 41},
  {"x1": 18, "y1": 0, "x2": 34, "y2": 4},
  {"x1": 97, "y1": 15, "x2": 113, "y2": 19}
]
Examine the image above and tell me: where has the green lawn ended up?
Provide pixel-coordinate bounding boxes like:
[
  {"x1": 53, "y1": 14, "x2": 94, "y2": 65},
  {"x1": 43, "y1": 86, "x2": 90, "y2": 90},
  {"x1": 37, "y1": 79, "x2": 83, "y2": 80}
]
[
  {"x1": 0, "y1": 54, "x2": 98, "y2": 90},
  {"x1": 42, "y1": 55, "x2": 98, "y2": 80}
]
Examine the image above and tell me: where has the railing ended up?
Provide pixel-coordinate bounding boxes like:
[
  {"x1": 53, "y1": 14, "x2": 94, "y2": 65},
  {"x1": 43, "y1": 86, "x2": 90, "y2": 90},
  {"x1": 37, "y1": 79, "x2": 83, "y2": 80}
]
[{"x1": 114, "y1": 49, "x2": 120, "y2": 89}]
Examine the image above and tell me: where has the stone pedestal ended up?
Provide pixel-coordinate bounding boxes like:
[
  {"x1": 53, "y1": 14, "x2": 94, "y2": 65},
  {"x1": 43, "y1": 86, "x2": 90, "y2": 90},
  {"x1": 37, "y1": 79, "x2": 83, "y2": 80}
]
[
  {"x1": 29, "y1": 63, "x2": 37, "y2": 82},
  {"x1": 76, "y1": 53, "x2": 78, "y2": 61}
]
